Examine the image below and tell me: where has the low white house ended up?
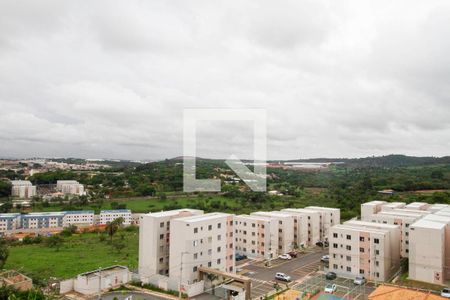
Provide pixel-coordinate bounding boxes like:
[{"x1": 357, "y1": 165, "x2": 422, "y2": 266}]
[{"x1": 59, "y1": 266, "x2": 130, "y2": 295}]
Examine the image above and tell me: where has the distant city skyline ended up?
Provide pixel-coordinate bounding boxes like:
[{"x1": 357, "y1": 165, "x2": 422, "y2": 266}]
[{"x1": 1, "y1": 1, "x2": 449, "y2": 160}]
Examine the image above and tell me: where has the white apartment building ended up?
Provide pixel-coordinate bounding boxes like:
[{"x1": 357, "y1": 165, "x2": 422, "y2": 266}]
[
  {"x1": 56, "y1": 180, "x2": 85, "y2": 196},
  {"x1": 281, "y1": 208, "x2": 321, "y2": 245},
  {"x1": 0, "y1": 213, "x2": 21, "y2": 234},
  {"x1": 139, "y1": 209, "x2": 203, "y2": 279},
  {"x1": 99, "y1": 210, "x2": 132, "y2": 225},
  {"x1": 21, "y1": 212, "x2": 65, "y2": 229},
  {"x1": 329, "y1": 220, "x2": 401, "y2": 282},
  {"x1": 63, "y1": 211, "x2": 95, "y2": 227},
  {"x1": 169, "y1": 213, "x2": 235, "y2": 286},
  {"x1": 250, "y1": 211, "x2": 295, "y2": 255},
  {"x1": 409, "y1": 213, "x2": 450, "y2": 285},
  {"x1": 368, "y1": 210, "x2": 423, "y2": 257},
  {"x1": 380, "y1": 202, "x2": 406, "y2": 212},
  {"x1": 305, "y1": 206, "x2": 340, "y2": 241},
  {"x1": 234, "y1": 214, "x2": 280, "y2": 260},
  {"x1": 361, "y1": 201, "x2": 387, "y2": 220},
  {"x1": 10, "y1": 180, "x2": 36, "y2": 199},
  {"x1": 405, "y1": 202, "x2": 430, "y2": 211}
]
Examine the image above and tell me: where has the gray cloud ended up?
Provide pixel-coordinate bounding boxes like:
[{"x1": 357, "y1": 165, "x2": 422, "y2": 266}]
[{"x1": 0, "y1": 0, "x2": 449, "y2": 160}]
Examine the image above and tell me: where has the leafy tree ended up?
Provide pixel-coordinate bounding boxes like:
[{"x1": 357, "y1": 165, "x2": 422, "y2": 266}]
[
  {"x1": 105, "y1": 217, "x2": 124, "y2": 243},
  {"x1": 0, "y1": 238, "x2": 9, "y2": 269},
  {"x1": 46, "y1": 235, "x2": 63, "y2": 251}
]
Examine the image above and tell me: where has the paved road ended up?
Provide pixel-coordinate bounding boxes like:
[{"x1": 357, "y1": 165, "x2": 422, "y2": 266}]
[{"x1": 242, "y1": 248, "x2": 328, "y2": 282}]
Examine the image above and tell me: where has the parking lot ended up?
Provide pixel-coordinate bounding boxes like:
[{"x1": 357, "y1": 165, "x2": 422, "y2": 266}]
[
  {"x1": 293, "y1": 273, "x2": 376, "y2": 300},
  {"x1": 236, "y1": 248, "x2": 328, "y2": 299}
]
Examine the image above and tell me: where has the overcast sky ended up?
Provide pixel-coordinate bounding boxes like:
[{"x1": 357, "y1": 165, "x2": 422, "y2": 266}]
[{"x1": 0, "y1": 0, "x2": 449, "y2": 160}]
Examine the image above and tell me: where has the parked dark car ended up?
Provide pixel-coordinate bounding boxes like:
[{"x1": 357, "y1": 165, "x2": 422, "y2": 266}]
[
  {"x1": 325, "y1": 272, "x2": 337, "y2": 280},
  {"x1": 235, "y1": 254, "x2": 247, "y2": 261},
  {"x1": 287, "y1": 251, "x2": 298, "y2": 258}
]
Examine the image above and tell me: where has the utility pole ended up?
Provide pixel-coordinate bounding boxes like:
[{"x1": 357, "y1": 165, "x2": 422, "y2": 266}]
[{"x1": 179, "y1": 252, "x2": 189, "y2": 300}]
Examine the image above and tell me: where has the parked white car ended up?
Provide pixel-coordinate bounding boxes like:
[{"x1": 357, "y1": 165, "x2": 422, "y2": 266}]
[
  {"x1": 441, "y1": 288, "x2": 450, "y2": 298},
  {"x1": 275, "y1": 272, "x2": 291, "y2": 282},
  {"x1": 321, "y1": 255, "x2": 329, "y2": 262},
  {"x1": 353, "y1": 276, "x2": 366, "y2": 285},
  {"x1": 278, "y1": 254, "x2": 292, "y2": 260},
  {"x1": 324, "y1": 283, "x2": 337, "y2": 294}
]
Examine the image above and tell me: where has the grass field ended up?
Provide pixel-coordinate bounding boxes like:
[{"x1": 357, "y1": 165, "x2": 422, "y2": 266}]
[{"x1": 5, "y1": 229, "x2": 139, "y2": 280}]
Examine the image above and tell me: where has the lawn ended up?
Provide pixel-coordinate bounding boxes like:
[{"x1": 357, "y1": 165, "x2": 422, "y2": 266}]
[{"x1": 5, "y1": 229, "x2": 139, "y2": 280}]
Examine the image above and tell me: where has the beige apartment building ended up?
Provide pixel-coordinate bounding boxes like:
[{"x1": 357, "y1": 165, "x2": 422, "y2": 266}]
[
  {"x1": 329, "y1": 220, "x2": 401, "y2": 282},
  {"x1": 250, "y1": 211, "x2": 295, "y2": 255},
  {"x1": 368, "y1": 210, "x2": 423, "y2": 257},
  {"x1": 138, "y1": 209, "x2": 203, "y2": 280},
  {"x1": 169, "y1": 213, "x2": 235, "y2": 285},
  {"x1": 305, "y1": 206, "x2": 340, "y2": 241},
  {"x1": 281, "y1": 208, "x2": 321, "y2": 245},
  {"x1": 56, "y1": 180, "x2": 85, "y2": 196},
  {"x1": 234, "y1": 214, "x2": 276, "y2": 259},
  {"x1": 409, "y1": 213, "x2": 450, "y2": 285},
  {"x1": 10, "y1": 180, "x2": 36, "y2": 199}
]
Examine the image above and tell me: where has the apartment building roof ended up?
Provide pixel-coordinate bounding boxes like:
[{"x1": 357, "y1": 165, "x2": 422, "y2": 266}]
[
  {"x1": 10, "y1": 180, "x2": 33, "y2": 185},
  {"x1": 305, "y1": 206, "x2": 340, "y2": 212},
  {"x1": 391, "y1": 209, "x2": 430, "y2": 215},
  {"x1": 175, "y1": 212, "x2": 231, "y2": 223},
  {"x1": 236, "y1": 214, "x2": 272, "y2": 221},
  {"x1": 435, "y1": 211, "x2": 450, "y2": 218},
  {"x1": 411, "y1": 219, "x2": 446, "y2": 230},
  {"x1": 363, "y1": 200, "x2": 387, "y2": 205},
  {"x1": 381, "y1": 202, "x2": 405, "y2": 209},
  {"x1": 251, "y1": 211, "x2": 292, "y2": 218},
  {"x1": 422, "y1": 214, "x2": 450, "y2": 224},
  {"x1": 147, "y1": 209, "x2": 202, "y2": 218},
  {"x1": 345, "y1": 220, "x2": 399, "y2": 230},
  {"x1": 22, "y1": 212, "x2": 66, "y2": 218},
  {"x1": 405, "y1": 202, "x2": 429, "y2": 209},
  {"x1": 332, "y1": 224, "x2": 390, "y2": 235},
  {"x1": 281, "y1": 208, "x2": 320, "y2": 215},
  {"x1": 0, "y1": 213, "x2": 21, "y2": 219},
  {"x1": 64, "y1": 210, "x2": 94, "y2": 214},
  {"x1": 376, "y1": 211, "x2": 423, "y2": 218},
  {"x1": 100, "y1": 209, "x2": 131, "y2": 213}
]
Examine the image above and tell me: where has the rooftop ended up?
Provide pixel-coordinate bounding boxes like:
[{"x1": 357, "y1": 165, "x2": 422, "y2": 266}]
[
  {"x1": 100, "y1": 209, "x2": 131, "y2": 213},
  {"x1": 411, "y1": 219, "x2": 446, "y2": 230},
  {"x1": 147, "y1": 209, "x2": 203, "y2": 218},
  {"x1": 175, "y1": 212, "x2": 231, "y2": 223},
  {"x1": 345, "y1": 220, "x2": 399, "y2": 230}
]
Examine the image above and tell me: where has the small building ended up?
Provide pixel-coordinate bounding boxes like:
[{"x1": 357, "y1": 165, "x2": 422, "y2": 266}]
[
  {"x1": 0, "y1": 270, "x2": 33, "y2": 291},
  {"x1": 99, "y1": 209, "x2": 132, "y2": 225},
  {"x1": 10, "y1": 180, "x2": 36, "y2": 199},
  {"x1": 56, "y1": 180, "x2": 85, "y2": 196},
  {"x1": 59, "y1": 266, "x2": 130, "y2": 295}
]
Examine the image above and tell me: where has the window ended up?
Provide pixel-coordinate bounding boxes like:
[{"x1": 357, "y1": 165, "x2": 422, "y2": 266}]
[
  {"x1": 346, "y1": 235, "x2": 351, "y2": 240},
  {"x1": 346, "y1": 266, "x2": 351, "y2": 272},
  {"x1": 333, "y1": 243, "x2": 338, "y2": 249},
  {"x1": 217, "y1": 246, "x2": 221, "y2": 252},
  {"x1": 359, "y1": 236, "x2": 365, "y2": 242},
  {"x1": 374, "y1": 238, "x2": 380, "y2": 244},
  {"x1": 194, "y1": 253, "x2": 198, "y2": 259},
  {"x1": 159, "y1": 234, "x2": 164, "y2": 240},
  {"x1": 194, "y1": 227, "x2": 198, "y2": 234},
  {"x1": 217, "y1": 259, "x2": 221, "y2": 264},
  {"x1": 193, "y1": 240, "x2": 198, "y2": 247},
  {"x1": 333, "y1": 233, "x2": 338, "y2": 238},
  {"x1": 375, "y1": 250, "x2": 380, "y2": 255},
  {"x1": 375, "y1": 261, "x2": 379, "y2": 266},
  {"x1": 346, "y1": 245, "x2": 351, "y2": 250},
  {"x1": 159, "y1": 257, "x2": 163, "y2": 263},
  {"x1": 359, "y1": 269, "x2": 365, "y2": 274},
  {"x1": 160, "y1": 222, "x2": 164, "y2": 228},
  {"x1": 252, "y1": 223, "x2": 256, "y2": 227},
  {"x1": 333, "y1": 264, "x2": 338, "y2": 269},
  {"x1": 217, "y1": 235, "x2": 222, "y2": 241},
  {"x1": 217, "y1": 223, "x2": 221, "y2": 229},
  {"x1": 193, "y1": 266, "x2": 198, "y2": 272},
  {"x1": 360, "y1": 247, "x2": 365, "y2": 253},
  {"x1": 208, "y1": 225, "x2": 212, "y2": 230},
  {"x1": 208, "y1": 262, "x2": 212, "y2": 267},
  {"x1": 346, "y1": 256, "x2": 351, "y2": 261}
]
